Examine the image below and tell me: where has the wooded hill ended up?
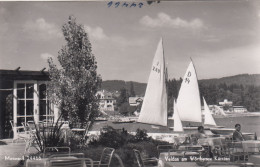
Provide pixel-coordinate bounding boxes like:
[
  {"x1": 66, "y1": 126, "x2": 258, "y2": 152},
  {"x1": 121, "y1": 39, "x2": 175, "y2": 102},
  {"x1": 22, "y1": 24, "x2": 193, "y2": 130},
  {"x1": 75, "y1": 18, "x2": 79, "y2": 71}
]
[
  {"x1": 101, "y1": 74, "x2": 260, "y2": 96},
  {"x1": 101, "y1": 74, "x2": 260, "y2": 112}
]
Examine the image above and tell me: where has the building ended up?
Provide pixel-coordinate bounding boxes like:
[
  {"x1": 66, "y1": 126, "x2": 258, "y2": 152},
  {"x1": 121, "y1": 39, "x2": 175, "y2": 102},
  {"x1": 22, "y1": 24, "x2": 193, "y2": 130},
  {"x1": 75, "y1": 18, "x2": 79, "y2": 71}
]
[
  {"x1": 218, "y1": 99, "x2": 247, "y2": 113},
  {"x1": 219, "y1": 99, "x2": 233, "y2": 106},
  {"x1": 233, "y1": 106, "x2": 248, "y2": 113},
  {"x1": 96, "y1": 90, "x2": 116, "y2": 111},
  {"x1": 129, "y1": 97, "x2": 143, "y2": 106},
  {"x1": 0, "y1": 69, "x2": 59, "y2": 139}
]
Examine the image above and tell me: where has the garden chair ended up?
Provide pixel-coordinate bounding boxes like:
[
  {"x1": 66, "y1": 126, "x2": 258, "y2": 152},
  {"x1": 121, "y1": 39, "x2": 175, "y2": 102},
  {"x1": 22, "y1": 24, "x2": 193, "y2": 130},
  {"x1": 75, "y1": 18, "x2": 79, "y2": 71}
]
[
  {"x1": 10, "y1": 120, "x2": 29, "y2": 143},
  {"x1": 85, "y1": 147, "x2": 115, "y2": 167},
  {"x1": 22, "y1": 122, "x2": 37, "y2": 153},
  {"x1": 133, "y1": 149, "x2": 158, "y2": 167},
  {"x1": 229, "y1": 141, "x2": 249, "y2": 163}
]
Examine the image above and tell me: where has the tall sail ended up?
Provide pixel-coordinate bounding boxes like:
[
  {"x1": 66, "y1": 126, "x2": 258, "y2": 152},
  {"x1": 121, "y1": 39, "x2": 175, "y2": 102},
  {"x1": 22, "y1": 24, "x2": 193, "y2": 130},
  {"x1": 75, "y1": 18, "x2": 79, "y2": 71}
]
[
  {"x1": 138, "y1": 39, "x2": 168, "y2": 126},
  {"x1": 177, "y1": 61, "x2": 202, "y2": 123},
  {"x1": 173, "y1": 100, "x2": 184, "y2": 132},
  {"x1": 214, "y1": 105, "x2": 227, "y2": 116},
  {"x1": 203, "y1": 97, "x2": 217, "y2": 126}
]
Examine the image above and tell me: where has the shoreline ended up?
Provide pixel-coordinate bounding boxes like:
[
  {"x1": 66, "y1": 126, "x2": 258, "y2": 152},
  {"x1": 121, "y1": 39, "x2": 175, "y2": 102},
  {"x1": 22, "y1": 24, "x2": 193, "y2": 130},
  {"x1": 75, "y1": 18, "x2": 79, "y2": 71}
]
[{"x1": 213, "y1": 112, "x2": 260, "y2": 118}]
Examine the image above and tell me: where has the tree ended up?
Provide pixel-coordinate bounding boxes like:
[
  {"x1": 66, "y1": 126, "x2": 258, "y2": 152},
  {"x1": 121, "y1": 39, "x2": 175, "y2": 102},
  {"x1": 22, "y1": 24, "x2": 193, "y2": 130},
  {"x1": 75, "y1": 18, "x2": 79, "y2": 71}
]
[
  {"x1": 129, "y1": 82, "x2": 136, "y2": 97},
  {"x1": 47, "y1": 16, "x2": 102, "y2": 129},
  {"x1": 119, "y1": 102, "x2": 135, "y2": 116},
  {"x1": 117, "y1": 88, "x2": 129, "y2": 106}
]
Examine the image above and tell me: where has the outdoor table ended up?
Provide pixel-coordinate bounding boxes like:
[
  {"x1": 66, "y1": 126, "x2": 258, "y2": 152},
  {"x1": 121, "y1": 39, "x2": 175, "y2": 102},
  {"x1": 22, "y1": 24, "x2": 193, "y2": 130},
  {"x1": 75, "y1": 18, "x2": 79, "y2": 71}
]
[
  {"x1": 241, "y1": 140, "x2": 260, "y2": 153},
  {"x1": 178, "y1": 145, "x2": 204, "y2": 151},
  {"x1": 158, "y1": 152, "x2": 203, "y2": 167},
  {"x1": 198, "y1": 137, "x2": 226, "y2": 147}
]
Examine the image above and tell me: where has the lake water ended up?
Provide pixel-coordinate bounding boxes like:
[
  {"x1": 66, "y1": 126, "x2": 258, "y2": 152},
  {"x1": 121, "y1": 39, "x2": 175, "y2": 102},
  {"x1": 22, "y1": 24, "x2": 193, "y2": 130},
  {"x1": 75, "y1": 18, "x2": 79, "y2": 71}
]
[
  {"x1": 90, "y1": 115, "x2": 260, "y2": 136},
  {"x1": 215, "y1": 116, "x2": 260, "y2": 135}
]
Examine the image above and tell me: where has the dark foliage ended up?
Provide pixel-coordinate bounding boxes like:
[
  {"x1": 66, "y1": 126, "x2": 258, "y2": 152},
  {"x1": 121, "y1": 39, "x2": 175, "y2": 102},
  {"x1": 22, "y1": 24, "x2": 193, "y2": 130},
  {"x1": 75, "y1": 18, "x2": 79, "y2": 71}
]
[
  {"x1": 33, "y1": 117, "x2": 65, "y2": 153},
  {"x1": 0, "y1": 140, "x2": 7, "y2": 145},
  {"x1": 87, "y1": 126, "x2": 168, "y2": 167},
  {"x1": 119, "y1": 102, "x2": 136, "y2": 116}
]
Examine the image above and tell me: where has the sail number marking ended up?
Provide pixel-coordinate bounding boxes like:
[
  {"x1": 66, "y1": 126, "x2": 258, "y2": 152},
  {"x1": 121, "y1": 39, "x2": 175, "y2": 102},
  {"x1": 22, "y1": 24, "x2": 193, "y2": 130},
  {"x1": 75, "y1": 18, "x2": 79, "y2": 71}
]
[
  {"x1": 152, "y1": 66, "x2": 161, "y2": 73},
  {"x1": 185, "y1": 71, "x2": 191, "y2": 84}
]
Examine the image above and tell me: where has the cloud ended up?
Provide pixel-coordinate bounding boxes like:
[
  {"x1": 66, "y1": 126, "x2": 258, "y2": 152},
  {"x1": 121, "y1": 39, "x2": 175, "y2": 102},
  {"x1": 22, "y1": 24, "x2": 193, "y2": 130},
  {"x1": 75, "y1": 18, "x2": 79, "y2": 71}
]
[
  {"x1": 84, "y1": 25, "x2": 148, "y2": 47},
  {"x1": 140, "y1": 12, "x2": 205, "y2": 30},
  {"x1": 23, "y1": 18, "x2": 62, "y2": 40},
  {"x1": 40, "y1": 53, "x2": 54, "y2": 60},
  {"x1": 196, "y1": 43, "x2": 260, "y2": 78},
  {"x1": 84, "y1": 25, "x2": 108, "y2": 40}
]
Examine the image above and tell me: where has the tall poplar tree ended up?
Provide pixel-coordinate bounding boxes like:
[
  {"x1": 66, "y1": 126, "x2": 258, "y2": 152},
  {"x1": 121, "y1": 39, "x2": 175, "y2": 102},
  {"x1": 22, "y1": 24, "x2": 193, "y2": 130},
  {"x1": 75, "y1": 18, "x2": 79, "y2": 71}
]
[{"x1": 47, "y1": 16, "x2": 102, "y2": 129}]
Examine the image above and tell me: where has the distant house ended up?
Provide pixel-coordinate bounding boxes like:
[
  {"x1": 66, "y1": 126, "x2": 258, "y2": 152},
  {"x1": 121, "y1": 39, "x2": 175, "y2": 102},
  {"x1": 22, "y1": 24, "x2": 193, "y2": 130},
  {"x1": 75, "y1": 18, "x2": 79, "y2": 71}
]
[
  {"x1": 219, "y1": 99, "x2": 233, "y2": 106},
  {"x1": 233, "y1": 106, "x2": 247, "y2": 113},
  {"x1": 218, "y1": 99, "x2": 247, "y2": 113},
  {"x1": 96, "y1": 90, "x2": 116, "y2": 111},
  {"x1": 129, "y1": 97, "x2": 144, "y2": 106}
]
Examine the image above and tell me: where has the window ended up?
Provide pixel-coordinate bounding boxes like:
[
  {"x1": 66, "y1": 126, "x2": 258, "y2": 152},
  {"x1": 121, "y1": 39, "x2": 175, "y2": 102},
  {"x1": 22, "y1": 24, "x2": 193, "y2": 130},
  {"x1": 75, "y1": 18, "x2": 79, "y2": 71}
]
[
  {"x1": 39, "y1": 83, "x2": 54, "y2": 122},
  {"x1": 16, "y1": 83, "x2": 34, "y2": 126},
  {"x1": 14, "y1": 81, "x2": 54, "y2": 127}
]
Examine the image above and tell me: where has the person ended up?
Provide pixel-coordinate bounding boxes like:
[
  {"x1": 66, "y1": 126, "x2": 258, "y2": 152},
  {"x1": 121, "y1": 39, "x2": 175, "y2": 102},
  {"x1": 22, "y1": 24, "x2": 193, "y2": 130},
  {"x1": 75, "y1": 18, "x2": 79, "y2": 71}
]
[
  {"x1": 189, "y1": 126, "x2": 207, "y2": 145},
  {"x1": 193, "y1": 126, "x2": 207, "y2": 139},
  {"x1": 232, "y1": 124, "x2": 245, "y2": 141}
]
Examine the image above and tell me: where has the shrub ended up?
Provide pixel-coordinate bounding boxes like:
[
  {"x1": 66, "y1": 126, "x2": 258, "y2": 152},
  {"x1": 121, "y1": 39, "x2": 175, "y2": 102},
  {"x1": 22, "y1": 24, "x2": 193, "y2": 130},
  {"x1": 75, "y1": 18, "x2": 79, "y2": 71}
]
[
  {"x1": 130, "y1": 128, "x2": 151, "y2": 143},
  {"x1": 86, "y1": 126, "x2": 170, "y2": 166},
  {"x1": 94, "y1": 126, "x2": 133, "y2": 149},
  {"x1": 33, "y1": 117, "x2": 65, "y2": 153}
]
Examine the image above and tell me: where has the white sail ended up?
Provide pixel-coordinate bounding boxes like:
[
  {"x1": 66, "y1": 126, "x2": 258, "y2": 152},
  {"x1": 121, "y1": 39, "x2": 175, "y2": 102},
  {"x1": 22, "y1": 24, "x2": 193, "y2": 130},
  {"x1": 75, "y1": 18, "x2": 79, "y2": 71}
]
[
  {"x1": 173, "y1": 100, "x2": 184, "y2": 132},
  {"x1": 203, "y1": 97, "x2": 217, "y2": 126},
  {"x1": 214, "y1": 105, "x2": 227, "y2": 116},
  {"x1": 138, "y1": 39, "x2": 168, "y2": 126},
  {"x1": 177, "y1": 61, "x2": 202, "y2": 123}
]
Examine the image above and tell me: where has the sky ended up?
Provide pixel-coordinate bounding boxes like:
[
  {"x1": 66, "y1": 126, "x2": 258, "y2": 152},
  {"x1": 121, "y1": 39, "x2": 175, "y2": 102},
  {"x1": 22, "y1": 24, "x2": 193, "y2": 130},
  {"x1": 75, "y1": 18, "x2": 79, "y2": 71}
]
[{"x1": 0, "y1": 1, "x2": 260, "y2": 83}]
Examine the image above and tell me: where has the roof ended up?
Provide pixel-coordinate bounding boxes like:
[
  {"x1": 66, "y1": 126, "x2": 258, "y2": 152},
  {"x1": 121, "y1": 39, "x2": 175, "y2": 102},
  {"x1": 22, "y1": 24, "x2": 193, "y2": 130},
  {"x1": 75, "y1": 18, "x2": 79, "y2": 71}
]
[
  {"x1": 96, "y1": 90, "x2": 115, "y2": 100},
  {"x1": 0, "y1": 69, "x2": 50, "y2": 81},
  {"x1": 129, "y1": 97, "x2": 144, "y2": 104}
]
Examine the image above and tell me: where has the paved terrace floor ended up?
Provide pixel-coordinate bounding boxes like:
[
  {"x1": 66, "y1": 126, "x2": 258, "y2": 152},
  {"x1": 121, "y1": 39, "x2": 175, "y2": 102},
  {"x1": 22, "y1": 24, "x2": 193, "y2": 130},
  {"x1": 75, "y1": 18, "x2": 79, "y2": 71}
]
[{"x1": 0, "y1": 139, "x2": 38, "y2": 167}]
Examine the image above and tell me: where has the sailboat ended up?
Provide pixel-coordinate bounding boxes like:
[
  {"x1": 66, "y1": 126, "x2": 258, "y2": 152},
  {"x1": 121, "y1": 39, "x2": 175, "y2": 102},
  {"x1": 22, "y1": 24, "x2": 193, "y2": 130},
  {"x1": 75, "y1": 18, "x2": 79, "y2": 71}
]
[
  {"x1": 137, "y1": 39, "x2": 168, "y2": 126},
  {"x1": 175, "y1": 61, "x2": 233, "y2": 133},
  {"x1": 203, "y1": 97, "x2": 217, "y2": 127},
  {"x1": 173, "y1": 100, "x2": 184, "y2": 132},
  {"x1": 214, "y1": 105, "x2": 227, "y2": 116},
  {"x1": 202, "y1": 90, "x2": 234, "y2": 134},
  {"x1": 176, "y1": 60, "x2": 202, "y2": 130}
]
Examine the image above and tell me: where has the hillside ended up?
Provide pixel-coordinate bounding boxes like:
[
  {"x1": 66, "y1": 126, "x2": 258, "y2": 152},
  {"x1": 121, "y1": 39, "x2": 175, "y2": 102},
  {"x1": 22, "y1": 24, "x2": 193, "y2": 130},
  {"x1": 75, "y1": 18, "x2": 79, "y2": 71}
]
[
  {"x1": 101, "y1": 80, "x2": 147, "y2": 96},
  {"x1": 101, "y1": 74, "x2": 260, "y2": 96},
  {"x1": 199, "y1": 74, "x2": 260, "y2": 86}
]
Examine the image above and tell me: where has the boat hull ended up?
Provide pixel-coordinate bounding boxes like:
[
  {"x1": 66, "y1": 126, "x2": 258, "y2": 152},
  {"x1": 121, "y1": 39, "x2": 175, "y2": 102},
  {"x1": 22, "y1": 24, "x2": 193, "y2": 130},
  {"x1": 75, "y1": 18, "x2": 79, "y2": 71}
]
[
  {"x1": 210, "y1": 128, "x2": 235, "y2": 135},
  {"x1": 112, "y1": 121, "x2": 135, "y2": 124}
]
